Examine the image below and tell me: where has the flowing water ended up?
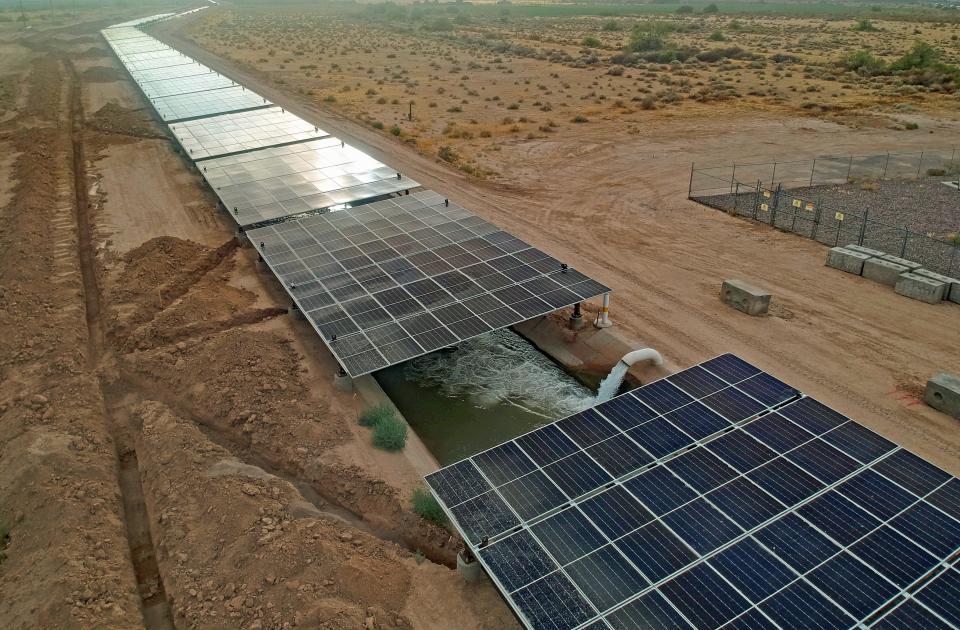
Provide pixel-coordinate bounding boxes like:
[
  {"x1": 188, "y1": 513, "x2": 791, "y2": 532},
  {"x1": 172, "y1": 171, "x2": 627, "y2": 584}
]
[
  {"x1": 596, "y1": 360, "x2": 630, "y2": 404},
  {"x1": 375, "y1": 329, "x2": 595, "y2": 465}
]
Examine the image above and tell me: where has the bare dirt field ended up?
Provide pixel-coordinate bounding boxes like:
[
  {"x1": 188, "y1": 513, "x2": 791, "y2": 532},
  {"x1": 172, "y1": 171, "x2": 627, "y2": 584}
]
[{"x1": 1, "y1": 3, "x2": 960, "y2": 630}]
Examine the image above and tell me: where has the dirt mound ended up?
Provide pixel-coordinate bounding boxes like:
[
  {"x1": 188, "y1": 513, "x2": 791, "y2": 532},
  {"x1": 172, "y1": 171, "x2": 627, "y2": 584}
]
[
  {"x1": 81, "y1": 66, "x2": 125, "y2": 83},
  {"x1": 76, "y1": 47, "x2": 108, "y2": 59},
  {"x1": 87, "y1": 102, "x2": 163, "y2": 139}
]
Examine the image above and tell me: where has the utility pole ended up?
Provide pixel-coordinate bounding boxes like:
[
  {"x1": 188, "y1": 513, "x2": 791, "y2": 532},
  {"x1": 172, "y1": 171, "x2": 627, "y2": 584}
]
[
  {"x1": 19, "y1": 0, "x2": 26, "y2": 29},
  {"x1": 408, "y1": 101, "x2": 414, "y2": 122}
]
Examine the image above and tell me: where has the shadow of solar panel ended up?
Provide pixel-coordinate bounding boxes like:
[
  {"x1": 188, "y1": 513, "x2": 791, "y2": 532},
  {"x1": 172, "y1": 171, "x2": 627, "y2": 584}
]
[
  {"x1": 479, "y1": 530, "x2": 556, "y2": 592},
  {"x1": 529, "y1": 507, "x2": 606, "y2": 566},
  {"x1": 512, "y1": 572, "x2": 595, "y2": 630},
  {"x1": 450, "y1": 491, "x2": 520, "y2": 545}
]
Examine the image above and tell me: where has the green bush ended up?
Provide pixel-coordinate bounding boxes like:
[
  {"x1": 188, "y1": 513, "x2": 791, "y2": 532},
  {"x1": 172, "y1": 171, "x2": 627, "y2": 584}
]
[
  {"x1": 371, "y1": 120, "x2": 385, "y2": 130},
  {"x1": 372, "y1": 414, "x2": 407, "y2": 451},
  {"x1": 602, "y1": 19, "x2": 623, "y2": 32},
  {"x1": 703, "y1": 3, "x2": 719, "y2": 13},
  {"x1": 709, "y1": 30, "x2": 726, "y2": 41},
  {"x1": 852, "y1": 19, "x2": 879, "y2": 32},
  {"x1": 359, "y1": 404, "x2": 393, "y2": 427},
  {"x1": 390, "y1": 125, "x2": 402, "y2": 136},
  {"x1": 841, "y1": 50, "x2": 887, "y2": 76},
  {"x1": 582, "y1": 36, "x2": 601, "y2": 48},
  {"x1": 412, "y1": 487, "x2": 448, "y2": 526}
]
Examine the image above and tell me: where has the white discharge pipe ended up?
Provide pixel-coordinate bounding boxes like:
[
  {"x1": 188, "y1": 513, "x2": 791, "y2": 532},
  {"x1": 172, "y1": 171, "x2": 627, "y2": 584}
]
[{"x1": 620, "y1": 348, "x2": 664, "y2": 367}]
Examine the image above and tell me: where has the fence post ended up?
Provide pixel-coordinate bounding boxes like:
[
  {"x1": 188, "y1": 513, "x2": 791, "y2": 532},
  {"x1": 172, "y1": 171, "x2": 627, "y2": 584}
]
[
  {"x1": 916, "y1": 151, "x2": 924, "y2": 177},
  {"x1": 771, "y1": 183, "x2": 781, "y2": 227},
  {"x1": 771, "y1": 161, "x2": 777, "y2": 187},
  {"x1": 845, "y1": 155, "x2": 854, "y2": 182},
  {"x1": 882, "y1": 153, "x2": 890, "y2": 179},
  {"x1": 809, "y1": 158, "x2": 816, "y2": 186},
  {"x1": 900, "y1": 230, "x2": 909, "y2": 257},
  {"x1": 752, "y1": 180, "x2": 762, "y2": 220},
  {"x1": 688, "y1": 162, "x2": 694, "y2": 198},
  {"x1": 733, "y1": 182, "x2": 740, "y2": 213},
  {"x1": 858, "y1": 209, "x2": 869, "y2": 246},
  {"x1": 730, "y1": 163, "x2": 737, "y2": 194},
  {"x1": 950, "y1": 244, "x2": 958, "y2": 278},
  {"x1": 812, "y1": 197, "x2": 822, "y2": 240},
  {"x1": 835, "y1": 217, "x2": 842, "y2": 246}
]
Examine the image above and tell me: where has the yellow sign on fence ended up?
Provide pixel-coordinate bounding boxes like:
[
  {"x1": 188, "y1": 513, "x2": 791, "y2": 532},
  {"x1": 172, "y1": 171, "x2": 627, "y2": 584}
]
[
  {"x1": 763, "y1": 190, "x2": 771, "y2": 198},
  {"x1": 792, "y1": 199, "x2": 802, "y2": 208},
  {"x1": 760, "y1": 203, "x2": 769, "y2": 212},
  {"x1": 805, "y1": 202, "x2": 814, "y2": 211},
  {"x1": 835, "y1": 212, "x2": 845, "y2": 221}
]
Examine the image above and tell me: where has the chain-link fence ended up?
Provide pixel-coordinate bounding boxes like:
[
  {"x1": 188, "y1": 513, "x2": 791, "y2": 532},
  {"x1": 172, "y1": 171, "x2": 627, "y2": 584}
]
[{"x1": 688, "y1": 148, "x2": 960, "y2": 278}]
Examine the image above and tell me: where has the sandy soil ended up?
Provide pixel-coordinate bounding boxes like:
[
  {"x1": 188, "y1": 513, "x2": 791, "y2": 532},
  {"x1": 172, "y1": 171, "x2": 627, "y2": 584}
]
[{"x1": 154, "y1": 12, "x2": 960, "y2": 478}]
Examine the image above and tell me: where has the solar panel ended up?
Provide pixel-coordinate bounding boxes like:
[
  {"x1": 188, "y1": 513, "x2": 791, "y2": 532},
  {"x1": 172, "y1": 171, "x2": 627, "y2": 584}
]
[
  {"x1": 124, "y1": 55, "x2": 195, "y2": 72},
  {"x1": 139, "y1": 72, "x2": 238, "y2": 100},
  {"x1": 198, "y1": 136, "x2": 417, "y2": 226},
  {"x1": 425, "y1": 354, "x2": 960, "y2": 630},
  {"x1": 247, "y1": 190, "x2": 610, "y2": 377},
  {"x1": 150, "y1": 85, "x2": 271, "y2": 123},
  {"x1": 168, "y1": 106, "x2": 329, "y2": 160},
  {"x1": 129, "y1": 62, "x2": 215, "y2": 84}
]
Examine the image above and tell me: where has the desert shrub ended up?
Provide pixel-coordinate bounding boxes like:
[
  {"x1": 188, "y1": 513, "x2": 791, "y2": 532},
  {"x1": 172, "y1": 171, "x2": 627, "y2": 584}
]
[
  {"x1": 423, "y1": 18, "x2": 454, "y2": 32},
  {"x1": 840, "y1": 50, "x2": 886, "y2": 76},
  {"x1": 771, "y1": 53, "x2": 800, "y2": 63},
  {"x1": 602, "y1": 19, "x2": 623, "y2": 32},
  {"x1": 438, "y1": 145, "x2": 458, "y2": 163},
  {"x1": 371, "y1": 120, "x2": 385, "y2": 130},
  {"x1": 390, "y1": 125, "x2": 402, "y2": 136},
  {"x1": 728, "y1": 19, "x2": 743, "y2": 30},
  {"x1": 927, "y1": 168, "x2": 946, "y2": 177},
  {"x1": 372, "y1": 414, "x2": 407, "y2": 451},
  {"x1": 359, "y1": 404, "x2": 392, "y2": 427},
  {"x1": 696, "y1": 47, "x2": 752, "y2": 63},
  {"x1": 853, "y1": 19, "x2": 879, "y2": 32},
  {"x1": 582, "y1": 36, "x2": 601, "y2": 48},
  {"x1": 641, "y1": 95, "x2": 657, "y2": 110},
  {"x1": 571, "y1": 114, "x2": 589, "y2": 123},
  {"x1": 703, "y1": 3, "x2": 719, "y2": 13},
  {"x1": 412, "y1": 488, "x2": 448, "y2": 526},
  {"x1": 890, "y1": 41, "x2": 940, "y2": 72},
  {"x1": 709, "y1": 30, "x2": 726, "y2": 42},
  {"x1": 904, "y1": 122, "x2": 919, "y2": 130}
]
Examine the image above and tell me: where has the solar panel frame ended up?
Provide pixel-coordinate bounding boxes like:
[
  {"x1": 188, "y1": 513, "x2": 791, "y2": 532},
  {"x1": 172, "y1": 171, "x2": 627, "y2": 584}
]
[
  {"x1": 149, "y1": 85, "x2": 273, "y2": 123},
  {"x1": 424, "y1": 354, "x2": 960, "y2": 630},
  {"x1": 247, "y1": 190, "x2": 609, "y2": 377}
]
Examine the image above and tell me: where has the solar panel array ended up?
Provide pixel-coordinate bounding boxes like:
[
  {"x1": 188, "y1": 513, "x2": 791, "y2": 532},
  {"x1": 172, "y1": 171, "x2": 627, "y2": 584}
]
[
  {"x1": 426, "y1": 354, "x2": 960, "y2": 630},
  {"x1": 247, "y1": 190, "x2": 610, "y2": 377}
]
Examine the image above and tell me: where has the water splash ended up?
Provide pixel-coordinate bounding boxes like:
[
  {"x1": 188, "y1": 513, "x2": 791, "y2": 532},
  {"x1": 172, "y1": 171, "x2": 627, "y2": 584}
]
[
  {"x1": 403, "y1": 329, "x2": 594, "y2": 418},
  {"x1": 595, "y1": 360, "x2": 629, "y2": 404}
]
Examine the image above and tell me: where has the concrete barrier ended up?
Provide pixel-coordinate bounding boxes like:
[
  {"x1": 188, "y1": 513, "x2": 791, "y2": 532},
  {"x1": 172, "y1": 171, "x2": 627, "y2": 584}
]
[
  {"x1": 913, "y1": 269, "x2": 960, "y2": 305},
  {"x1": 924, "y1": 373, "x2": 960, "y2": 420},
  {"x1": 863, "y1": 258, "x2": 910, "y2": 286},
  {"x1": 845, "y1": 244, "x2": 887, "y2": 258},
  {"x1": 720, "y1": 279, "x2": 771, "y2": 316},
  {"x1": 880, "y1": 254, "x2": 923, "y2": 271},
  {"x1": 895, "y1": 273, "x2": 947, "y2": 304},
  {"x1": 826, "y1": 247, "x2": 871, "y2": 275}
]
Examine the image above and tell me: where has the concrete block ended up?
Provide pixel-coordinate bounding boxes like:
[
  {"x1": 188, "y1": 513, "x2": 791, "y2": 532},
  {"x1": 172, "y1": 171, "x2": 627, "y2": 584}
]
[
  {"x1": 862, "y1": 258, "x2": 910, "y2": 286},
  {"x1": 895, "y1": 273, "x2": 946, "y2": 304},
  {"x1": 913, "y1": 269, "x2": 960, "y2": 304},
  {"x1": 720, "y1": 279, "x2": 771, "y2": 316},
  {"x1": 924, "y1": 373, "x2": 960, "y2": 420},
  {"x1": 826, "y1": 247, "x2": 871, "y2": 275},
  {"x1": 845, "y1": 244, "x2": 888, "y2": 258},
  {"x1": 880, "y1": 254, "x2": 923, "y2": 271}
]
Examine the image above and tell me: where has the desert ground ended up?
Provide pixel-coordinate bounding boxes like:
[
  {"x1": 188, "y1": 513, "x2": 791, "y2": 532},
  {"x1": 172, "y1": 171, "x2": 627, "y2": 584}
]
[{"x1": 1, "y1": 1, "x2": 959, "y2": 629}]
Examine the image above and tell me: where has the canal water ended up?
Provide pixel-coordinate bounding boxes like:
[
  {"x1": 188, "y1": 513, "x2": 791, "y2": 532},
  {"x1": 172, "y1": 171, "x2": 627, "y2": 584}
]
[{"x1": 375, "y1": 329, "x2": 596, "y2": 465}]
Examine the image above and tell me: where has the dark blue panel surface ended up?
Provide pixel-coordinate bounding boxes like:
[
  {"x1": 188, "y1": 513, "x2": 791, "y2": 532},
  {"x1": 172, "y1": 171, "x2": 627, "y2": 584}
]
[
  {"x1": 449, "y1": 490, "x2": 519, "y2": 544},
  {"x1": 927, "y1": 478, "x2": 960, "y2": 521},
  {"x1": 617, "y1": 521, "x2": 697, "y2": 583},
  {"x1": 747, "y1": 457, "x2": 825, "y2": 507},
  {"x1": 915, "y1": 568, "x2": 960, "y2": 627},
  {"x1": 743, "y1": 412, "x2": 814, "y2": 453},
  {"x1": 836, "y1": 469, "x2": 916, "y2": 521},
  {"x1": 566, "y1": 545, "x2": 648, "y2": 611},
  {"x1": 873, "y1": 449, "x2": 951, "y2": 497},
  {"x1": 708, "y1": 477, "x2": 784, "y2": 530},
  {"x1": 627, "y1": 418, "x2": 694, "y2": 459},
  {"x1": 480, "y1": 530, "x2": 556, "y2": 592},
  {"x1": 557, "y1": 408, "x2": 619, "y2": 448},
  {"x1": 425, "y1": 459, "x2": 490, "y2": 506},
  {"x1": 777, "y1": 397, "x2": 848, "y2": 435},
  {"x1": 755, "y1": 513, "x2": 840, "y2": 573},
  {"x1": 701, "y1": 354, "x2": 762, "y2": 384},
  {"x1": 516, "y1": 424, "x2": 579, "y2": 467},
  {"x1": 632, "y1": 379, "x2": 695, "y2": 415},
  {"x1": 666, "y1": 447, "x2": 738, "y2": 494},
  {"x1": 758, "y1": 580, "x2": 853, "y2": 630},
  {"x1": 543, "y1": 451, "x2": 612, "y2": 499},
  {"x1": 807, "y1": 552, "x2": 898, "y2": 619},
  {"x1": 785, "y1": 439, "x2": 860, "y2": 484},
  {"x1": 665, "y1": 402, "x2": 731, "y2": 440},
  {"x1": 797, "y1": 491, "x2": 881, "y2": 546},
  {"x1": 605, "y1": 590, "x2": 691, "y2": 630},
  {"x1": 720, "y1": 609, "x2": 777, "y2": 630},
  {"x1": 587, "y1": 433, "x2": 654, "y2": 478},
  {"x1": 499, "y1": 470, "x2": 569, "y2": 521},
  {"x1": 890, "y1": 501, "x2": 960, "y2": 557},
  {"x1": 706, "y1": 430, "x2": 777, "y2": 474},
  {"x1": 597, "y1": 394, "x2": 659, "y2": 431},
  {"x1": 512, "y1": 571, "x2": 596, "y2": 630},
  {"x1": 624, "y1": 466, "x2": 698, "y2": 516},
  {"x1": 821, "y1": 422, "x2": 896, "y2": 465},
  {"x1": 873, "y1": 599, "x2": 952, "y2": 630},
  {"x1": 667, "y1": 365, "x2": 728, "y2": 398},
  {"x1": 710, "y1": 537, "x2": 795, "y2": 602},
  {"x1": 663, "y1": 498, "x2": 742, "y2": 554},
  {"x1": 659, "y1": 564, "x2": 751, "y2": 629},
  {"x1": 579, "y1": 485, "x2": 654, "y2": 539},
  {"x1": 703, "y1": 387, "x2": 768, "y2": 422},
  {"x1": 473, "y1": 441, "x2": 538, "y2": 487},
  {"x1": 530, "y1": 506, "x2": 606, "y2": 566},
  {"x1": 851, "y1": 526, "x2": 939, "y2": 588},
  {"x1": 735, "y1": 372, "x2": 798, "y2": 407}
]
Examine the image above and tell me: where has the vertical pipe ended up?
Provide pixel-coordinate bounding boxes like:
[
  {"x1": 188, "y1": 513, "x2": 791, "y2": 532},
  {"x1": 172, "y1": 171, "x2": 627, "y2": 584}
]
[
  {"x1": 916, "y1": 151, "x2": 924, "y2": 177},
  {"x1": 809, "y1": 157, "x2": 816, "y2": 187},
  {"x1": 859, "y1": 209, "x2": 869, "y2": 246},
  {"x1": 730, "y1": 163, "x2": 737, "y2": 194},
  {"x1": 846, "y1": 155, "x2": 854, "y2": 182},
  {"x1": 688, "y1": 162, "x2": 695, "y2": 198},
  {"x1": 596, "y1": 293, "x2": 612, "y2": 328},
  {"x1": 882, "y1": 153, "x2": 890, "y2": 179},
  {"x1": 770, "y1": 161, "x2": 777, "y2": 187}
]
